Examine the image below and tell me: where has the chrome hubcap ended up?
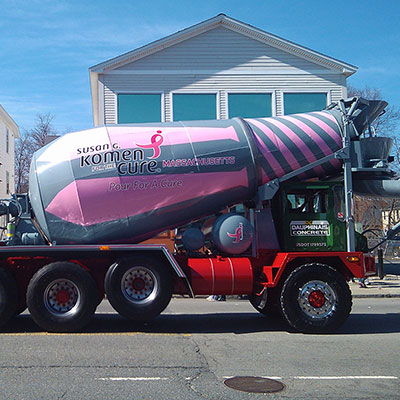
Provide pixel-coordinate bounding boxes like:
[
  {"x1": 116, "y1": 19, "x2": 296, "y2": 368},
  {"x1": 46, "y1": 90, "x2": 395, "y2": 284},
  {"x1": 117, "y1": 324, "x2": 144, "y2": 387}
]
[
  {"x1": 297, "y1": 280, "x2": 337, "y2": 319},
  {"x1": 121, "y1": 266, "x2": 157, "y2": 304},
  {"x1": 44, "y1": 279, "x2": 80, "y2": 315}
]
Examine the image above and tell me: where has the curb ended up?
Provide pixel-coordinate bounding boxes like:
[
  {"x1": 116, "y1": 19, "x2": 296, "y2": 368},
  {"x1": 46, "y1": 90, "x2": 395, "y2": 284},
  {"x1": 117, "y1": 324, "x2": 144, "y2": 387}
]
[{"x1": 352, "y1": 293, "x2": 400, "y2": 298}]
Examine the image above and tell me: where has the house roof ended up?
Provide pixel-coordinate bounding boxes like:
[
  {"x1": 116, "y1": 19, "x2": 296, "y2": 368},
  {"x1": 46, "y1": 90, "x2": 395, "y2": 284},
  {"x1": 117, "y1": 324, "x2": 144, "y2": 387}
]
[
  {"x1": 90, "y1": 14, "x2": 357, "y2": 74},
  {"x1": 89, "y1": 14, "x2": 358, "y2": 125}
]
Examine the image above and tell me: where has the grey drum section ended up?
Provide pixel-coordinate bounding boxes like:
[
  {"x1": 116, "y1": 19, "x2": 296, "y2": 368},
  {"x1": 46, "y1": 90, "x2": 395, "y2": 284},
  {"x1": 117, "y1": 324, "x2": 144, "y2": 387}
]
[{"x1": 29, "y1": 120, "x2": 259, "y2": 244}]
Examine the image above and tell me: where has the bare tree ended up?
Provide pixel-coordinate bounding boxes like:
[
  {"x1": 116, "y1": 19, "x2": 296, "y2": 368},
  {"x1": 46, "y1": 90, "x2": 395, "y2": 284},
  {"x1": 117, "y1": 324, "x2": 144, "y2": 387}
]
[
  {"x1": 385, "y1": 198, "x2": 400, "y2": 229},
  {"x1": 30, "y1": 113, "x2": 58, "y2": 149},
  {"x1": 14, "y1": 113, "x2": 58, "y2": 193},
  {"x1": 14, "y1": 132, "x2": 32, "y2": 193}
]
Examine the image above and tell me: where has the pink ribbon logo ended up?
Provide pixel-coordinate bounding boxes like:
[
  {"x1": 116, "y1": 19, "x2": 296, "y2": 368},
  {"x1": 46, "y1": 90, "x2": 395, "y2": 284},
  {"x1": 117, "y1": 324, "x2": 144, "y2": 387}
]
[
  {"x1": 227, "y1": 223, "x2": 244, "y2": 244},
  {"x1": 136, "y1": 131, "x2": 164, "y2": 159}
]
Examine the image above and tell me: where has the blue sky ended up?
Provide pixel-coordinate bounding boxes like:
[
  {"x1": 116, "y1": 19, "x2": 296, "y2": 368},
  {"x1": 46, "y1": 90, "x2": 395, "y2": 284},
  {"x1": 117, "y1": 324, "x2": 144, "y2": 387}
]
[{"x1": 1, "y1": 0, "x2": 399, "y2": 134}]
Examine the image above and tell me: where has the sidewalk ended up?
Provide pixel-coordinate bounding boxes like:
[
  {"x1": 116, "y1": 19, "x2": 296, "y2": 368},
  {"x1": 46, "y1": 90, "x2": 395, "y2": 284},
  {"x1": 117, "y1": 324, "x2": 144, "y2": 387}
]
[{"x1": 350, "y1": 275, "x2": 400, "y2": 298}]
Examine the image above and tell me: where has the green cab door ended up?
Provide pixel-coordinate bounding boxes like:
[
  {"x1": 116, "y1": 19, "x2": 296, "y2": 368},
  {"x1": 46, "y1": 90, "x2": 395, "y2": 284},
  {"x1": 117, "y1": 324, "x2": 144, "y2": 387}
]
[{"x1": 276, "y1": 182, "x2": 346, "y2": 252}]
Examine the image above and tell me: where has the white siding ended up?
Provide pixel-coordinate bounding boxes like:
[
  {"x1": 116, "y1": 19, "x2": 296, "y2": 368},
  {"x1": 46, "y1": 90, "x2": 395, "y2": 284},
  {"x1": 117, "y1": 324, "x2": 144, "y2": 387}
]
[
  {"x1": 104, "y1": 78, "x2": 117, "y2": 124},
  {"x1": 98, "y1": 26, "x2": 348, "y2": 125},
  {"x1": 0, "y1": 122, "x2": 16, "y2": 198},
  {"x1": 117, "y1": 27, "x2": 333, "y2": 74}
]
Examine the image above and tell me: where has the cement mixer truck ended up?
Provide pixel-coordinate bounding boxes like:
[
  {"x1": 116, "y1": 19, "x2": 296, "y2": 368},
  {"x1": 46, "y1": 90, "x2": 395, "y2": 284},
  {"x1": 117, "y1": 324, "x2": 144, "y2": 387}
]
[{"x1": 0, "y1": 97, "x2": 397, "y2": 333}]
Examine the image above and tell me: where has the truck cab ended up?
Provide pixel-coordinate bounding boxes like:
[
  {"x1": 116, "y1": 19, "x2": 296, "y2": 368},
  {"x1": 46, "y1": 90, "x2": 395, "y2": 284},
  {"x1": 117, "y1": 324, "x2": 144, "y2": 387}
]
[{"x1": 272, "y1": 181, "x2": 367, "y2": 253}]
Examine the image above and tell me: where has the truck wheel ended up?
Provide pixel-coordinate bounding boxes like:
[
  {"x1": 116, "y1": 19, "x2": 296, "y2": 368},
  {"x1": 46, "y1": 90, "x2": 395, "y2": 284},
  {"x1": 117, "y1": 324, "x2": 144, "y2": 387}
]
[
  {"x1": 105, "y1": 257, "x2": 173, "y2": 321},
  {"x1": 249, "y1": 287, "x2": 282, "y2": 318},
  {"x1": 26, "y1": 262, "x2": 98, "y2": 332},
  {"x1": 0, "y1": 268, "x2": 18, "y2": 328},
  {"x1": 280, "y1": 264, "x2": 352, "y2": 333}
]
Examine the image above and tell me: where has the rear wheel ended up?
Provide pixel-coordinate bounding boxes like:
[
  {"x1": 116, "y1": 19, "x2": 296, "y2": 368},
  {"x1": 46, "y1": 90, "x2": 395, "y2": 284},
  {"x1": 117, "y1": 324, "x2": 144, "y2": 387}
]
[
  {"x1": 27, "y1": 262, "x2": 98, "y2": 332},
  {"x1": 105, "y1": 257, "x2": 173, "y2": 321},
  {"x1": 0, "y1": 268, "x2": 18, "y2": 328},
  {"x1": 280, "y1": 264, "x2": 352, "y2": 333}
]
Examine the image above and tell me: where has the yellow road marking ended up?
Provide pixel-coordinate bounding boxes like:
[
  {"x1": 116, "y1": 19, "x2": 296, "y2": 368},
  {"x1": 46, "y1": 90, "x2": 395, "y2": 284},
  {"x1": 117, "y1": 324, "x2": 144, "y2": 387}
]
[{"x1": 0, "y1": 332, "x2": 191, "y2": 337}]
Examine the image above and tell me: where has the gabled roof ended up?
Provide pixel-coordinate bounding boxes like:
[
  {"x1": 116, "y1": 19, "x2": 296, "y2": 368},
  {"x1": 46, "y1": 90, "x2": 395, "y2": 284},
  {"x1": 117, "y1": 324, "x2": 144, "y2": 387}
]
[
  {"x1": 90, "y1": 14, "x2": 357, "y2": 74},
  {"x1": 89, "y1": 14, "x2": 358, "y2": 125}
]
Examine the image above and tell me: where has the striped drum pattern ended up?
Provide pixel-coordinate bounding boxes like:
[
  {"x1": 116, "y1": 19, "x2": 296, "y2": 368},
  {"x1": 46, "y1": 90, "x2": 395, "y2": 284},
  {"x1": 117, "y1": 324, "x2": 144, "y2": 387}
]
[{"x1": 246, "y1": 110, "x2": 343, "y2": 185}]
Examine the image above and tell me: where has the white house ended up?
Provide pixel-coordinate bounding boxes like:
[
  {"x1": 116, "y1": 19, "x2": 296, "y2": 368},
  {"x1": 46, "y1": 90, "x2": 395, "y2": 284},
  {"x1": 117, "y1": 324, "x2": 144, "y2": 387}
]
[
  {"x1": 0, "y1": 105, "x2": 19, "y2": 198},
  {"x1": 89, "y1": 14, "x2": 357, "y2": 126}
]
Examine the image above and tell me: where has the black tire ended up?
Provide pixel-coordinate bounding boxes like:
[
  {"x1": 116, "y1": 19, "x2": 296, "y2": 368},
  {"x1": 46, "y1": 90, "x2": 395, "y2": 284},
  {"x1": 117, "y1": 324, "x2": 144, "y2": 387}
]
[
  {"x1": 105, "y1": 257, "x2": 173, "y2": 321},
  {"x1": 27, "y1": 262, "x2": 98, "y2": 332},
  {"x1": 280, "y1": 264, "x2": 352, "y2": 333},
  {"x1": 0, "y1": 268, "x2": 18, "y2": 328},
  {"x1": 249, "y1": 287, "x2": 282, "y2": 318}
]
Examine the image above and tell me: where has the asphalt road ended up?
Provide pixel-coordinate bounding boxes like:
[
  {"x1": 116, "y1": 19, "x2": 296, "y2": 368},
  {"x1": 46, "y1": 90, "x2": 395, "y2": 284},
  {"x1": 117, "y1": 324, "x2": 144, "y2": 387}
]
[{"x1": 0, "y1": 298, "x2": 399, "y2": 399}]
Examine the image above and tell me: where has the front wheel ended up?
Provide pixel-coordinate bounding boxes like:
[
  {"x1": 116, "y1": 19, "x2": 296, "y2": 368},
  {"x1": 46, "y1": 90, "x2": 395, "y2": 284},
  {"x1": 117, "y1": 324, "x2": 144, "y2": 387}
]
[
  {"x1": 105, "y1": 257, "x2": 173, "y2": 321},
  {"x1": 280, "y1": 264, "x2": 352, "y2": 333},
  {"x1": 27, "y1": 262, "x2": 99, "y2": 332}
]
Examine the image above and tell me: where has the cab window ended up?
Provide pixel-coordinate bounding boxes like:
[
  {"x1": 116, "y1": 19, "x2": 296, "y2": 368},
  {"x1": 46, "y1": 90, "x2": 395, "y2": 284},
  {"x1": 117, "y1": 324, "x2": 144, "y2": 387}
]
[{"x1": 287, "y1": 191, "x2": 328, "y2": 214}]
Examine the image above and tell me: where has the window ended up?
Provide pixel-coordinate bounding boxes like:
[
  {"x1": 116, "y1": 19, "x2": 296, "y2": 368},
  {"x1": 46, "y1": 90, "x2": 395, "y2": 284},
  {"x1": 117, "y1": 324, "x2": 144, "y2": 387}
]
[
  {"x1": 173, "y1": 94, "x2": 216, "y2": 121},
  {"x1": 228, "y1": 93, "x2": 272, "y2": 118},
  {"x1": 287, "y1": 191, "x2": 328, "y2": 214},
  {"x1": 6, "y1": 171, "x2": 9, "y2": 194},
  {"x1": 118, "y1": 94, "x2": 161, "y2": 123},
  {"x1": 284, "y1": 93, "x2": 327, "y2": 115},
  {"x1": 6, "y1": 128, "x2": 9, "y2": 153},
  {"x1": 287, "y1": 194, "x2": 307, "y2": 212}
]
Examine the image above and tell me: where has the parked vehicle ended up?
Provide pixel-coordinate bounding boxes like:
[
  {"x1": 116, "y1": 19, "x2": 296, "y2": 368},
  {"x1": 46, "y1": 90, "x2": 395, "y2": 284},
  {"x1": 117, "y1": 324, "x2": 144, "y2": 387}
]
[{"x1": 0, "y1": 97, "x2": 397, "y2": 333}]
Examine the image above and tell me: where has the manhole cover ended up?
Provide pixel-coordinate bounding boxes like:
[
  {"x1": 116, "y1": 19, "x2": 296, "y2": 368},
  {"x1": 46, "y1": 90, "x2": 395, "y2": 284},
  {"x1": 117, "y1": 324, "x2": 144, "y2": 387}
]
[{"x1": 224, "y1": 376, "x2": 285, "y2": 393}]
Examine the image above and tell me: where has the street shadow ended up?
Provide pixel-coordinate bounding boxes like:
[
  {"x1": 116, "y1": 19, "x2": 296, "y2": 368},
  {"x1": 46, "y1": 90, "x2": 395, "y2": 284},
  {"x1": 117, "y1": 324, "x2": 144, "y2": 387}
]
[
  {"x1": 2, "y1": 311, "x2": 400, "y2": 335},
  {"x1": 2, "y1": 312, "x2": 290, "y2": 334}
]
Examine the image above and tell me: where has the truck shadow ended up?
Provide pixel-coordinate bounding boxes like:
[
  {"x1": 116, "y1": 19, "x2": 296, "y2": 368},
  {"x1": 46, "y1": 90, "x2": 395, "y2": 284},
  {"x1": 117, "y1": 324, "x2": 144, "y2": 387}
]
[{"x1": 2, "y1": 312, "x2": 400, "y2": 335}]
